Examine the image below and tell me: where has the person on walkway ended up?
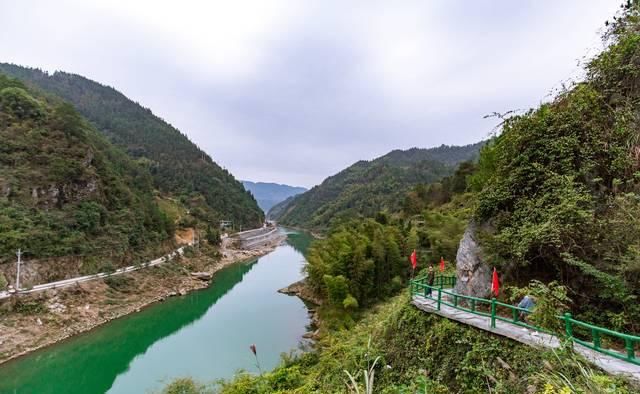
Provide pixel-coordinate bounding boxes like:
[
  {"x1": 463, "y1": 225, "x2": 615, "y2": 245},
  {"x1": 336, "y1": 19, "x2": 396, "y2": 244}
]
[
  {"x1": 427, "y1": 264, "x2": 435, "y2": 296},
  {"x1": 517, "y1": 295, "x2": 536, "y2": 322}
]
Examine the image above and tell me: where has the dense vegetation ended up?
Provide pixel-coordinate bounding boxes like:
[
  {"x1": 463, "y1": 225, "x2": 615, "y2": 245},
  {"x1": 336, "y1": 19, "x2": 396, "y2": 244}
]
[
  {"x1": 0, "y1": 64, "x2": 263, "y2": 228},
  {"x1": 300, "y1": 160, "x2": 474, "y2": 319},
  {"x1": 269, "y1": 143, "x2": 483, "y2": 230},
  {"x1": 0, "y1": 74, "x2": 173, "y2": 266},
  {"x1": 241, "y1": 181, "x2": 306, "y2": 213},
  {"x1": 472, "y1": 2, "x2": 640, "y2": 331},
  {"x1": 198, "y1": 295, "x2": 631, "y2": 393}
]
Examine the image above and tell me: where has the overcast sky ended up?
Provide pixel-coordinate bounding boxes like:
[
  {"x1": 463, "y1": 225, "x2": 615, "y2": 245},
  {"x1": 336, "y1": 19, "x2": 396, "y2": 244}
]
[{"x1": 0, "y1": 1, "x2": 623, "y2": 187}]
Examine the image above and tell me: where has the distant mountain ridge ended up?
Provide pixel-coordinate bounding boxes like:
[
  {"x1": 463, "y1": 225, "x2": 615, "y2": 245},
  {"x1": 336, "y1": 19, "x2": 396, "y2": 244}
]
[
  {"x1": 0, "y1": 63, "x2": 263, "y2": 228},
  {"x1": 269, "y1": 142, "x2": 484, "y2": 229},
  {"x1": 241, "y1": 181, "x2": 307, "y2": 213}
]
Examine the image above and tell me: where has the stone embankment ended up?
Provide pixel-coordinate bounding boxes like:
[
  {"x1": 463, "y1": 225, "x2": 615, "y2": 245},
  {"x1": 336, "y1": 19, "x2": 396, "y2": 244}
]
[{"x1": 230, "y1": 227, "x2": 281, "y2": 250}]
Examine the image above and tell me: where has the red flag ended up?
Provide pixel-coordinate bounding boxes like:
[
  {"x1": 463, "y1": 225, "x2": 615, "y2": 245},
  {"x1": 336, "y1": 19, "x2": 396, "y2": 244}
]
[
  {"x1": 410, "y1": 250, "x2": 417, "y2": 270},
  {"x1": 439, "y1": 256, "x2": 445, "y2": 272},
  {"x1": 491, "y1": 267, "x2": 500, "y2": 297}
]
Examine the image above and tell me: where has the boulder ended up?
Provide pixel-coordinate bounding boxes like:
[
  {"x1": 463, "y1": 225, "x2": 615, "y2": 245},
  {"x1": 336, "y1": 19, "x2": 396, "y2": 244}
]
[
  {"x1": 278, "y1": 278, "x2": 323, "y2": 305},
  {"x1": 190, "y1": 272, "x2": 212, "y2": 281},
  {"x1": 47, "y1": 301, "x2": 67, "y2": 314},
  {"x1": 453, "y1": 222, "x2": 492, "y2": 298}
]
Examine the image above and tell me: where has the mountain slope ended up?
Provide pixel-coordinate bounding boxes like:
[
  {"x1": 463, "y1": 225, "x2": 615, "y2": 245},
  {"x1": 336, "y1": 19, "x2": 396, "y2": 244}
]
[
  {"x1": 270, "y1": 142, "x2": 483, "y2": 229},
  {"x1": 0, "y1": 73, "x2": 172, "y2": 266},
  {"x1": 471, "y1": 4, "x2": 640, "y2": 330},
  {"x1": 241, "y1": 180, "x2": 306, "y2": 213},
  {"x1": 0, "y1": 64, "x2": 263, "y2": 228}
]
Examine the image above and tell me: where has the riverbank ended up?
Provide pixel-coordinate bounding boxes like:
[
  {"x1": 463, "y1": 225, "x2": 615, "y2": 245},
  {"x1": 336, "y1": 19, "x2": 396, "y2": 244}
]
[
  {"x1": 278, "y1": 278, "x2": 323, "y2": 340},
  {"x1": 0, "y1": 232, "x2": 286, "y2": 365},
  {"x1": 278, "y1": 278, "x2": 322, "y2": 306}
]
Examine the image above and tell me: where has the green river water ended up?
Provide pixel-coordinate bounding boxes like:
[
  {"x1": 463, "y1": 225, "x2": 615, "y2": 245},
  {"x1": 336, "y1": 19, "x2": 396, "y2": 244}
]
[{"x1": 0, "y1": 228, "x2": 313, "y2": 394}]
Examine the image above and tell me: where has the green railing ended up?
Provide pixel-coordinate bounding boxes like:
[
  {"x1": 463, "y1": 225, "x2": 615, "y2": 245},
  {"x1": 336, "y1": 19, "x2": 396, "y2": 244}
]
[
  {"x1": 562, "y1": 313, "x2": 639, "y2": 365},
  {"x1": 410, "y1": 278, "x2": 639, "y2": 366},
  {"x1": 411, "y1": 274, "x2": 457, "y2": 289}
]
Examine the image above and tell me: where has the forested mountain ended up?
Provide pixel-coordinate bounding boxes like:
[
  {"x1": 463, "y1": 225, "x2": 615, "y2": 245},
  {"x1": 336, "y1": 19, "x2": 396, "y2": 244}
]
[
  {"x1": 269, "y1": 142, "x2": 483, "y2": 229},
  {"x1": 241, "y1": 180, "x2": 306, "y2": 213},
  {"x1": 0, "y1": 74, "x2": 172, "y2": 266},
  {"x1": 0, "y1": 64, "x2": 263, "y2": 228}
]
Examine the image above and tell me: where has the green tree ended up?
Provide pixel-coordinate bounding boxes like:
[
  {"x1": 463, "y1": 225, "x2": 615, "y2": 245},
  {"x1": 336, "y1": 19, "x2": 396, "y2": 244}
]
[
  {"x1": 0, "y1": 87, "x2": 44, "y2": 120},
  {"x1": 324, "y1": 274, "x2": 349, "y2": 306},
  {"x1": 206, "y1": 225, "x2": 221, "y2": 246}
]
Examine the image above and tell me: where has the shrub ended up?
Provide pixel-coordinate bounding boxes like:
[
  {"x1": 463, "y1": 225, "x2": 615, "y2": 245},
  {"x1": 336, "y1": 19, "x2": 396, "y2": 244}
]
[
  {"x1": 104, "y1": 275, "x2": 133, "y2": 292},
  {"x1": 343, "y1": 294, "x2": 359, "y2": 310},
  {"x1": 509, "y1": 280, "x2": 571, "y2": 332},
  {"x1": 323, "y1": 275, "x2": 348, "y2": 306},
  {"x1": 206, "y1": 225, "x2": 221, "y2": 246},
  {"x1": 0, "y1": 87, "x2": 44, "y2": 120},
  {"x1": 162, "y1": 378, "x2": 210, "y2": 394},
  {"x1": 12, "y1": 298, "x2": 46, "y2": 315},
  {"x1": 183, "y1": 246, "x2": 196, "y2": 258}
]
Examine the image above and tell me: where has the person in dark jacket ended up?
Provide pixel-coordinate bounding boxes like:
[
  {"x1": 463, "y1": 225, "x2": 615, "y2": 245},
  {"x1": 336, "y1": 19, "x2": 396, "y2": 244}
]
[{"x1": 426, "y1": 264, "x2": 435, "y2": 296}]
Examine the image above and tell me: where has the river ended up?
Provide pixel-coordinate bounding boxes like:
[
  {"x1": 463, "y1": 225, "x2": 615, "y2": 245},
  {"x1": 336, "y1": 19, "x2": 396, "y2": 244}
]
[{"x1": 0, "y1": 228, "x2": 313, "y2": 394}]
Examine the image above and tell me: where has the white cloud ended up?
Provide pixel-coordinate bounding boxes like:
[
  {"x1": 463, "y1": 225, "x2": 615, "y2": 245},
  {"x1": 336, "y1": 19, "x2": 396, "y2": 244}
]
[
  {"x1": 0, "y1": 0, "x2": 625, "y2": 186},
  {"x1": 82, "y1": 0, "x2": 303, "y2": 81}
]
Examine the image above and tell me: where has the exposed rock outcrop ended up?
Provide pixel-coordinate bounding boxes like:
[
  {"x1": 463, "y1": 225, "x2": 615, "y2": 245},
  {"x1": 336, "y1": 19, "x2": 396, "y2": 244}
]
[
  {"x1": 190, "y1": 272, "x2": 212, "y2": 281},
  {"x1": 30, "y1": 180, "x2": 99, "y2": 207},
  {"x1": 278, "y1": 278, "x2": 323, "y2": 306},
  {"x1": 453, "y1": 222, "x2": 492, "y2": 298},
  {"x1": 0, "y1": 179, "x2": 10, "y2": 198}
]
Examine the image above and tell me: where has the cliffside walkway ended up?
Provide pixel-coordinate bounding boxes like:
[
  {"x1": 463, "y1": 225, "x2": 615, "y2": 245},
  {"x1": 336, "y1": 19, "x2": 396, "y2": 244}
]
[{"x1": 410, "y1": 276, "x2": 640, "y2": 383}]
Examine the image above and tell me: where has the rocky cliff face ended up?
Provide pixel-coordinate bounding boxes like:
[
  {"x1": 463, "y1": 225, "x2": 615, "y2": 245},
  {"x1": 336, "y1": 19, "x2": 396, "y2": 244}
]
[
  {"x1": 30, "y1": 179, "x2": 99, "y2": 208},
  {"x1": 453, "y1": 222, "x2": 491, "y2": 298}
]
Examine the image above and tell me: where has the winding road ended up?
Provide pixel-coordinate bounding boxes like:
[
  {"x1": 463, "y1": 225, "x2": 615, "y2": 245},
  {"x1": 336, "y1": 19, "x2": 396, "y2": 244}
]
[
  {"x1": 0, "y1": 243, "x2": 193, "y2": 300},
  {"x1": 0, "y1": 226, "x2": 276, "y2": 300}
]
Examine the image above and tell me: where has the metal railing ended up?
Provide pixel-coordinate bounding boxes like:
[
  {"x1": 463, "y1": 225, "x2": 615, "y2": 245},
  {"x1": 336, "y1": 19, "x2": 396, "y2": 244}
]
[
  {"x1": 411, "y1": 274, "x2": 457, "y2": 289},
  {"x1": 409, "y1": 278, "x2": 639, "y2": 366},
  {"x1": 563, "y1": 313, "x2": 639, "y2": 365}
]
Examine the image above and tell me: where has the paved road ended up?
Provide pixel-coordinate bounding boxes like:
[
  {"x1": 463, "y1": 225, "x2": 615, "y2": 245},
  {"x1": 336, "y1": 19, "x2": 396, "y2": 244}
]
[{"x1": 0, "y1": 243, "x2": 192, "y2": 300}]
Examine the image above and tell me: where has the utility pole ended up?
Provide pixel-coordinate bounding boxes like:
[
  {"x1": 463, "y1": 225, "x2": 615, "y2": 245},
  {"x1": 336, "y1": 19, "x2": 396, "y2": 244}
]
[{"x1": 16, "y1": 249, "x2": 22, "y2": 291}]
